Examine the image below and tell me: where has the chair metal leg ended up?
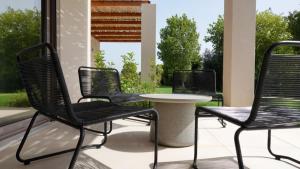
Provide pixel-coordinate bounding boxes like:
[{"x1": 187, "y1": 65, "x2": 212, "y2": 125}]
[
  {"x1": 125, "y1": 116, "x2": 151, "y2": 125},
  {"x1": 152, "y1": 111, "x2": 159, "y2": 169},
  {"x1": 147, "y1": 102, "x2": 152, "y2": 126},
  {"x1": 16, "y1": 113, "x2": 107, "y2": 168},
  {"x1": 16, "y1": 111, "x2": 39, "y2": 165},
  {"x1": 147, "y1": 117, "x2": 151, "y2": 126},
  {"x1": 84, "y1": 121, "x2": 113, "y2": 135},
  {"x1": 193, "y1": 113, "x2": 199, "y2": 169},
  {"x1": 78, "y1": 98, "x2": 113, "y2": 135},
  {"x1": 234, "y1": 127, "x2": 245, "y2": 169},
  {"x1": 267, "y1": 129, "x2": 300, "y2": 164},
  {"x1": 218, "y1": 118, "x2": 227, "y2": 128},
  {"x1": 96, "y1": 122, "x2": 108, "y2": 148},
  {"x1": 77, "y1": 97, "x2": 85, "y2": 103},
  {"x1": 217, "y1": 97, "x2": 226, "y2": 128},
  {"x1": 106, "y1": 121, "x2": 113, "y2": 134},
  {"x1": 68, "y1": 127, "x2": 85, "y2": 169}
]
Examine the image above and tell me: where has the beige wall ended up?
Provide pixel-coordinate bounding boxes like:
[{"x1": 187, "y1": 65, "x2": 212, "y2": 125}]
[
  {"x1": 57, "y1": 0, "x2": 91, "y2": 103},
  {"x1": 141, "y1": 4, "x2": 156, "y2": 82},
  {"x1": 91, "y1": 36, "x2": 100, "y2": 67},
  {"x1": 223, "y1": 0, "x2": 256, "y2": 106}
]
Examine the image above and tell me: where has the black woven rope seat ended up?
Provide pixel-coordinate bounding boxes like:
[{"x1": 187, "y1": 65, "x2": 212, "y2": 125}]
[
  {"x1": 193, "y1": 41, "x2": 300, "y2": 169},
  {"x1": 172, "y1": 70, "x2": 226, "y2": 127},
  {"x1": 15, "y1": 43, "x2": 159, "y2": 169}
]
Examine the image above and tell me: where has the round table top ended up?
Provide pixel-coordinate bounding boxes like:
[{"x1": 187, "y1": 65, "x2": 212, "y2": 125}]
[{"x1": 140, "y1": 94, "x2": 212, "y2": 103}]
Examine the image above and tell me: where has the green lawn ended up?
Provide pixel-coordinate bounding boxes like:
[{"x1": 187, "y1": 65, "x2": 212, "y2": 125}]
[
  {"x1": 0, "y1": 93, "x2": 18, "y2": 106},
  {"x1": 0, "y1": 87, "x2": 218, "y2": 107},
  {"x1": 155, "y1": 86, "x2": 219, "y2": 106},
  {"x1": 0, "y1": 92, "x2": 29, "y2": 107},
  {"x1": 155, "y1": 86, "x2": 172, "y2": 94}
]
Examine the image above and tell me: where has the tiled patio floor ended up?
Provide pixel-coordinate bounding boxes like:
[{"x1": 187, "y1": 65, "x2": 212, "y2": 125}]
[{"x1": 0, "y1": 117, "x2": 299, "y2": 169}]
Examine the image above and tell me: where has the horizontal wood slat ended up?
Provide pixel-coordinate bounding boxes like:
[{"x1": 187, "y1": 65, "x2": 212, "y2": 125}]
[
  {"x1": 92, "y1": 32, "x2": 141, "y2": 36},
  {"x1": 92, "y1": 20, "x2": 141, "y2": 25},
  {"x1": 91, "y1": 0, "x2": 150, "y2": 42},
  {"x1": 91, "y1": 26, "x2": 141, "y2": 30},
  {"x1": 92, "y1": 1, "x2": 150, "y2": 7},
  {"x1": 92, "y1": 12, "x2": 141, "y2": 17},
  {"x1": 96, "y1": 35, "x2": 141, "y2": 39},
  {"x1": 98, "y1": 39, "x2": 141, "y2": 42}
]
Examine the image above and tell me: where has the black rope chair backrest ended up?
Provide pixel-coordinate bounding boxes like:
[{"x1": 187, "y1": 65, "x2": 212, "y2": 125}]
[
  {"x1": 246, "y1": 41, "x2": 300, "y2": 128},
  {"x1": 172, "y1": 70, "x2": 217, "y2": 96},
  {"x1": 78, "y1": 67, "x2": 121, "y2": 98},
  {"x1": 16, "y1": 43, "x2": 80, "y2": 124}
]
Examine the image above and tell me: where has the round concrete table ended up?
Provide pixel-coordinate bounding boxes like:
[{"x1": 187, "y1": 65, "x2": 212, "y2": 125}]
[{"x1": 140, "y1": 94, "x2": 212, "y2": 147}]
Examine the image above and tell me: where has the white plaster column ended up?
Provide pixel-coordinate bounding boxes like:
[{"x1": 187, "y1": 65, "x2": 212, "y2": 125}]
[
  {"x1": 91, "y1": 36, "x2": 100, "y2": 67},
  {"x1": 141, "y1": 4, "x2": 156, "y2": 82},
  {"x1": 223, "y1": 0, "x2": 256, "y2": 106},
  {"x1": 57, "y1": 0, "x2": 91, "y2": 103}
]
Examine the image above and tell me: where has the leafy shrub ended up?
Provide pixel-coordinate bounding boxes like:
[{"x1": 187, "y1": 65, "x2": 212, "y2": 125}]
[
  {"x1": 155, "y1": 64, "x2": 163, "y2": 86},
  {"x1": 120, "y1": 52, "x2": 157, "y2": 95},
  {"x1": 8, "y1": 91, "x2": 30, "y2": 107},
  {"x1": 120, "y1": 52, "x2": 139, "y2": 93},
  {"x1": 94, "y1": 50, "x2": 106, "y2": 68},
  {"x1": 94, "y1": 50, "x2": 115, "y2": 68},
  {"x1": 136, "y1": 82, "x2": 156, "y2": 94}
]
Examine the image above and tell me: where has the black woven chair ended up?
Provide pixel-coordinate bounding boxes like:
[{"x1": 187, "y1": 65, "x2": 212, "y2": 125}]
[
  {"x1": 172, "y1": 70, "x2": 226, "y2": 127},
  {"x1": 78, "y1": 66, "x2": 151, "y2": 127},
  {"x1": 78, "y1": 67, "x2": 144, "y2": 104},
  {"x1": 15, "y1": 43, "x2": 159, "y2": 169},
  {"x1": 193, "y1": 41, "x2": 300, "y2": 169}
]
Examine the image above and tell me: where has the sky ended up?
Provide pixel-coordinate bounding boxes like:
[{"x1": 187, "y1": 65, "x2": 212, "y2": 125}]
[
  {"x1": 102, "y1": 0, "x2": 300, "y2": 71},
  {"x1": 0, "y1": 0, "x2": 299, "y2": 71},
  {"x1": 0, "y1": 0, "x2": 40, "y2": 11}
]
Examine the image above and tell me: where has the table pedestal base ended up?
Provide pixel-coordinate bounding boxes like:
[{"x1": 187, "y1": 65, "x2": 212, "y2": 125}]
[{"x1": 150, "y1": 102, "x2": 195, "y2": 147}]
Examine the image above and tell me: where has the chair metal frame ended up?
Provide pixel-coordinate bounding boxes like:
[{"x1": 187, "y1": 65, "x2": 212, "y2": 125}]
[
  {"x1": 193, "y1": 41, "x2": 300, "y2": 169},
  {"x1": 78, "y1": 67, "x2": 120, "y2": 135},
  {"x1": 15, "y1": 43, "x2": 159, "y2": 169},
  {"x1": 172, "y1": 69, "x2": 226, "y2": 127},
  {"x1": 78, "y1": 67, "x2": 122, "y2": 103}
]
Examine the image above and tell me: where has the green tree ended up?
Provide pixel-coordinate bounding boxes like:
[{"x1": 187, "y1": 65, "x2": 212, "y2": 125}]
[
  {"x1": 203, "y1": 16, "x2": 224, "y2": 91},
  {"x1": 94, "y1": 50, "x2": 115, "y2": 68},
  {"x1": 158, "y1": 14, "x2": 201, "y2": 84},
  {"x1": 287, "y1": 10, "x2": 300, "y2": 52},
  {"x1": 120, "y1": 52, "x2": 139, "y2": 93},
  {"x1": 205, "y1": 16, "x2": 224, "y2": 54},
  {"x1": 155, "y1": 64, "x2": 163, "y2": 85},
  {"x1": 255, "y1": 10, "x2": 292, "y2": 78},
  {"x1": 0, "y1": 8, "x2": 40, "y2": 92},
  {"x1": 94, "y1": 50, "x2": 106, "y2": 68},
  {"x1": 287, "y1": 10, "x2": 300, "y2": 41},
  {"x1": 204, "y1": 10, "x2": 292, "y2": 88}
]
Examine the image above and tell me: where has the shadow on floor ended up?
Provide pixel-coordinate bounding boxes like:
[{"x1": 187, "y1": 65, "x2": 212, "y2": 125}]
[
  {"x1": 153, "y1": 156, "x2": 249, "y2": 169},
  {"x1": 0, "y1": 121, "x2": 113, "y2": 169},
  {"x1": 22, "y1": 153, "x2": 111, "y2": 169},
  {"x1": 75, "y1": 153, "x2": 112, "y2": 169},
  {"x1": 105, "y1": 131, "x2": 165, "y2": 152},
  {"x1": 2, "y1": 152, "x2": 112, "y2": 169},
  {"x1": 86, "y1": 122, "x2": 126, "y2": 135},
  {"x1": 245, "y1": 156, "x2": 300, "y2": 169}
]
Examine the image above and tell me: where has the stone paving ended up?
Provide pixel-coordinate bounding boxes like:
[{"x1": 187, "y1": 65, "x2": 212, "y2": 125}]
[{"x1": 0, "y1": 117, "x2": 299, "y2": 169}]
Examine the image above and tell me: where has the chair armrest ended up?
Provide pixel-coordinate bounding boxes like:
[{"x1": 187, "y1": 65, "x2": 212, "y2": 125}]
[
  {"x1": 213, "y1": 93, "x2": 224, "y2": 106},
  {"x1": 77, "y1": 96, "x2": 111, "y2": 103}
]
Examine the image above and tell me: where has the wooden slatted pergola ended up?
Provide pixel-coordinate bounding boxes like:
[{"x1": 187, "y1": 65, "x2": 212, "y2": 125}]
[{"x1": 91, "y1": 0, "x2": 150, "y2": 42}]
